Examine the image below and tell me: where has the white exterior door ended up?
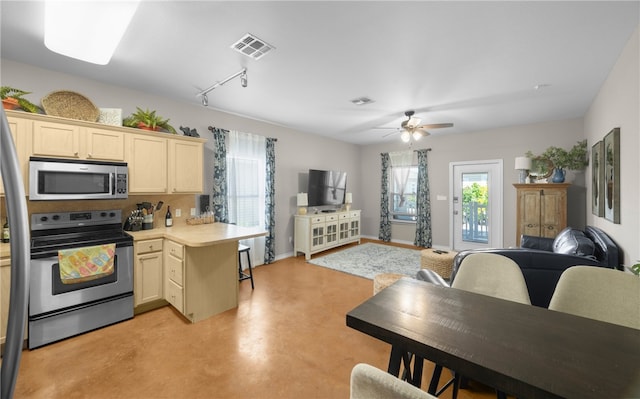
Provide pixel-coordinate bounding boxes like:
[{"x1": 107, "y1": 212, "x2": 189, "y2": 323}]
[{"x1": 450, "y1": 160, "x2": 503, "y2": 251}]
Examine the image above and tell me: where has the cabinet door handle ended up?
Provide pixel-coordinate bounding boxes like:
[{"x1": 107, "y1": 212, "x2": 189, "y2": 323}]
[
  {"x1": 87, "y1": 153, "x2": 92, "y2": 158},
  {"x1": 139, "y1": 255, "x2": 156, "y2": 261}
]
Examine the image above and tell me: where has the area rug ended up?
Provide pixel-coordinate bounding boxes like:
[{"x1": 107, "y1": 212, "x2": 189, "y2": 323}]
[{"x1": 308, "y1": 243, "x2": 421, "y2": 280}]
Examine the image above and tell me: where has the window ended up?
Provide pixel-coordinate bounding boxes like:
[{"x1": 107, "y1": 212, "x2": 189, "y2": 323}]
[
  {"x1": 390, "y1": 165, "x2": 418, "y2": 222},
  {"x1": 226, "y1": 132, "x2": 266, "y2": 229}
]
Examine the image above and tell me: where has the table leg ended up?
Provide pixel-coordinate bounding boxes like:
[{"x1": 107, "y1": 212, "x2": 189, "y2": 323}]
[
  {"x1": 388, "y1": 346, "x2": 403, "y2": 376},
  {"x1": 388, "y1": 347, "x2": 423, "y2": 388}
]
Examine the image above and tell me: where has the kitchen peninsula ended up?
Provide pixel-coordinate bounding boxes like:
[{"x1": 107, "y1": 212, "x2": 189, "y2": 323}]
[{"x1": 127, "y1": 223, "x2": 266, "y2": 323}]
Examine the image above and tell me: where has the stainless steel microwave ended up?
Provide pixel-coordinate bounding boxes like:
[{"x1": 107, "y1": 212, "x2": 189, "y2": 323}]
[{"x1": 29, "y1": 157, "x2": 128, "y2": 201}]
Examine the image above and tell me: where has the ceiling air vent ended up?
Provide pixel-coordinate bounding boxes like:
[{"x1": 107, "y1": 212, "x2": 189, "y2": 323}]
[
  {"x1": 351, "y1": 97, "x2": 375, "y2": 106},
  {"x1": 231, "y1": 33, "x2": 275, "y2": 60}
]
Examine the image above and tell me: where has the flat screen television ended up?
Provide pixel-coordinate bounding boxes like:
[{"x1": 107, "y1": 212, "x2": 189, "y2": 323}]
[{"x1": 307, "y1": 169, "x2": 347, "y2": 207}]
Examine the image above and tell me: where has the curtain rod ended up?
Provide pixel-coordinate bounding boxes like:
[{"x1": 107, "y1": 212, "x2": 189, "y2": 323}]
[{"x1": 207, "y1": 126, "x2": 277, "y2": 141}]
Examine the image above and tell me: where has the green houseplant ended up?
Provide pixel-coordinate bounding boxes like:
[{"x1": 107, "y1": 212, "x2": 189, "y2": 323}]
[
  {"x1": 0, "y1": 86, "x2": 39, "y2": 113},
  {"x1": 123, "y1": 107, "x2": 177, "y2": 134},
  {"x1": 528, "y1": 140, "x2": 588, "y2": 183}
]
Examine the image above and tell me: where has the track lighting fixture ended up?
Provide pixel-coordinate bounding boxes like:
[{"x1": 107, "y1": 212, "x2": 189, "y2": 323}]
[
  {"x1": 197, "y1": 68, "x2": 247, "y2": 106},
  {"x1": 241, "y1": 70, "x2": 247, "y2": 88}
]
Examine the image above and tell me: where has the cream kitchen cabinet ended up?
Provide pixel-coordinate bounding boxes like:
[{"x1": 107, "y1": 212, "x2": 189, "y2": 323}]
[
  {"x1": 5, "y1": 110, "x2": 205, "y2": 196},
  {"x1": 83, "y1": 127, "x2": 125, "y2": 161},
  {"x1": 126, "y1": 133, "x2": 168, "y2": 194},
  {"x1": 168, "y1": 139, "x2": 204, "y2": 193},
  {"x1": 134, "y1": 238, "x2": 164, "y2": 307},
  {"x1": 0, "y1": 255, "x2": 27, "y2": 347},
  {"x1": 163, "y1": 238, "x2": 238, "y2": 323},
  {"x1": 31, "y1": 120, "x2": 125, "y2": 161},
  {"x1": 1, "y1": 257, "x2": 10, "y2": 346},
  {"x1": 0, "y1": 115, "x2": 29, "y2": 196},
  {"x1": 164, "y1": 239, "x2": 185, "y2": 313}
]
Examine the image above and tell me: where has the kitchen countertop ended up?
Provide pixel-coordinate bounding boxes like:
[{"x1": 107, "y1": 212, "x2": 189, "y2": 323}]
[{"x1": 125, "y1": 223, "x2": 267, "y2": 247}]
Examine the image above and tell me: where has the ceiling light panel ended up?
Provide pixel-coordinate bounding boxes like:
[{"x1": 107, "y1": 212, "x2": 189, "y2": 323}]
[{"x1": 231, "y1": 33, "x2": 275, "y2": 60}]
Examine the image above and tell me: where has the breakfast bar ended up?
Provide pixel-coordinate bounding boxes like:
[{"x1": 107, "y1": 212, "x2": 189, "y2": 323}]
[{"x1": 127, "y1": 223, "x2": 266, "y2": 323}]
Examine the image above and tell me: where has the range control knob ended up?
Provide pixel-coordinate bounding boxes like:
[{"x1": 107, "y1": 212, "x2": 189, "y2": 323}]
[
  {"x1": 100, "y1": 212, "x2": 107, "y2": 217},
  {"x1": 52, "y1": 215, "x2": 60, "y2": 221},
  {"x1": 40, "y1": 216, "x2": 48, "y2": 222},
  {"x1": 109, "y1": 212, "x2": 116, "y2": 218}
]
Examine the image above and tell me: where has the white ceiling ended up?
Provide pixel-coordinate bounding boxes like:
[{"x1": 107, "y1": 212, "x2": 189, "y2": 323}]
[{"x1": 1, "y1": 1, "x2": 638, "y2": 145}]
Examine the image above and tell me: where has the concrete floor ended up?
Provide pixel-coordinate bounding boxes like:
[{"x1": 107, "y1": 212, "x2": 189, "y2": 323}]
[{"x1": 14, "y1": 240, "x2": 499, "y2": 399}]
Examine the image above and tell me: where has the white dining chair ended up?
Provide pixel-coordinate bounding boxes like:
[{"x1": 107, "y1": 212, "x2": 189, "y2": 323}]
[
  {"x1": 549, "y1": 265, "x2": 640, "y2": 330},
  {"x1": 429, "y1": 253, "x2": 531, "y2": 399},
  {"x1": 351, "y1": 363, "x2": 437, "y2": 399}
]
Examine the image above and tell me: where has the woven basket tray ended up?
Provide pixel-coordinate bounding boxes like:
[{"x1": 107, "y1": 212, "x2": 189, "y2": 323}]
[
  {"x1": 420, "y1": 249, "x2": 457, "y2": 279},
  {"x1": 41, "y1": 90, "x2": 100, "y2": 122}
]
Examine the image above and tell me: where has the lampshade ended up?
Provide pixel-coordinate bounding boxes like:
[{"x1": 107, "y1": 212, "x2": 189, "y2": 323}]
[
  {"x1": 297, "y1": 193, "x2": 308, "y2": 207},
  {"x1": 515, "y1": 156, "x2": 532, "y2": 170},
  {"x1": 412, "y1": 131, "x2": 422, "y2": 141},
  {"x1": 345, "y1": 193, "x2": 353, "y2": 204},
  {"x1": 400, "y1": 131, "x2": 411, "y2": 143}
]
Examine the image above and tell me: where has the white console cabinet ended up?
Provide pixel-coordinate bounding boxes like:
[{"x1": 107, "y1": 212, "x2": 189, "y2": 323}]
[{"x1": 295, "y1": 210, "x2": 360, "y2": 260}]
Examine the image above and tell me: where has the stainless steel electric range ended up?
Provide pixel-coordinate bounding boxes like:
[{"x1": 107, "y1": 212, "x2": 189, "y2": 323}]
[{"x1": 29, "y1": 209, "x2": 133, "y2": 349}]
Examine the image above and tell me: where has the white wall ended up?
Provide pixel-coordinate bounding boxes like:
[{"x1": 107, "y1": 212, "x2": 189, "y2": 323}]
[
  {"x1": 584, "y1": 26, "x2": 639, "y2": 267},
  {"x1": 0, "y1": 59, "x2": 363, "y2": 260},
  {"x1": 359, "y1": 119, "x2": 586, "y2": 248}
]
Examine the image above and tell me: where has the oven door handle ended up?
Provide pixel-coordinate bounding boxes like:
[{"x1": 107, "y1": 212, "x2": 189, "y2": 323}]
[
  {"x1": 110, "y1": 172, "x2": 115, "y2": 195},
  {"x1": 0, "y1": 107, "x2": 30, "y2": 399}
]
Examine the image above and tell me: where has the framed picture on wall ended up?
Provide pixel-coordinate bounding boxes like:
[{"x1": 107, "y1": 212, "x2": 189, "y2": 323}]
[
  {"x1": 603, "y1": 128, "x2": 620, "y2": 224},
  {"x1": 591, "y1": 140, "x2": 604, "y2": 217}
]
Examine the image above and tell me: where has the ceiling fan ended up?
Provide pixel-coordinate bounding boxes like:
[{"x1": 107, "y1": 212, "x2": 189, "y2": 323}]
[{"x1": 384, "y1": 110, "x2": 453, "y2": 142}]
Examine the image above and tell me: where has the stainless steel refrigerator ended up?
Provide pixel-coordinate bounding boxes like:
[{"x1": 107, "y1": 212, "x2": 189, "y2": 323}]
[{"x1": 0, "y1": 107, "x2": 30, "y2": 399}]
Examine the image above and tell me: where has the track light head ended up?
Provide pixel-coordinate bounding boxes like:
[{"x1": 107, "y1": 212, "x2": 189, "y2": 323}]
[
  {"x1": 241, "y1": 71, "x2": 247, "y2": 88},
  {"x1": 201, "y1": 93, "x2": 208, "y2": 107}
]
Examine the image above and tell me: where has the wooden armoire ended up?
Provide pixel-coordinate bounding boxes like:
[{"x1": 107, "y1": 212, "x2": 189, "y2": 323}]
[{"x1": 514, "y1": 183, "x2": 569, "y2": 246}]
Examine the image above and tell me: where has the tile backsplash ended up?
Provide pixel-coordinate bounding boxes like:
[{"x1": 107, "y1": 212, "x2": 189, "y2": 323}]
[{"x1": 1, "y1": 194, "x2": 198, "y2": 228}]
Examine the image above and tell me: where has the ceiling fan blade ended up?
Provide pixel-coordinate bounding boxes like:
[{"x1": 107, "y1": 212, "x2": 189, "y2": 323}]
[
  {"x1": 416, "y1": 123, "x2": 454, "y2": 129},
  {"x1": 382, "y1": 129, "x2": 400, "y2": 138}
]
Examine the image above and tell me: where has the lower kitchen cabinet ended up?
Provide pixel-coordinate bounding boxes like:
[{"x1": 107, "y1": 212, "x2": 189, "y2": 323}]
[
  {"x1": 0, "y1": 256, "x2": 27, "y2": 348},
  {"x1": 134, "y1": 238, "x2": 164, "y2": 307},
  {"x1": 164, "y1": 240, "x2": 185, "y2": 313},
  {"x1": 163, "y1": 239, "x2": 238, "y2": 323},
  {"x1": 1, "y1": 257, "x2": 11, "y2": 345}
]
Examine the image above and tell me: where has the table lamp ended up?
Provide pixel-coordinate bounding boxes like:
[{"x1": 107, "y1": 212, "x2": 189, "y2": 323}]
[
  {"x1": 297, "y1": 193, "x2": 308, "y2": 215},
  {"x1": 345, "y1": 192, "x2": 353, "y2": 211},
  {"x1": 515, "y1": 157, "x2": 532, "y2": 184}
]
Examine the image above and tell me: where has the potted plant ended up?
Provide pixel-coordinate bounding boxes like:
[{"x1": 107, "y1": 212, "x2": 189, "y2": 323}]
[
  {"x1": 631, "y1": 261, "x2": 640, "y2": 277},
  {"x1": 529, "y1": 140, "x2": 588, "y2": 183},
  {"x1": 1, "y1": 86, "x2": 39, "y2": 113},
  {"x1": 123, "y1": 107, "x2": 177, "y2": 134}
]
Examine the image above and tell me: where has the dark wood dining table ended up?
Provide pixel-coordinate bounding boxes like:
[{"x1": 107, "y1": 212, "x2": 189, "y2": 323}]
[{"x1": 346, "y1": 277, "x2": 640, "y2": 399}]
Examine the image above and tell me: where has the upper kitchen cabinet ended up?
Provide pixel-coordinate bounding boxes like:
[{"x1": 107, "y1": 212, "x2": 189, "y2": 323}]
[
  {"x1": 31, "y1": 120, "x2": 125, "y2": 161},
  {"x1": 126, "y1": 133, "x2": 168, "y2": 194},
  {"x1": 5, "y1": 110, "x2": 206, "y2": 196},
  {"x1": 84, "y1": 127, "x2": 125, "y2": 161},
  {"x1": 31, "y1": 120, "x2": 81, "y2": 158},
  {"x1": 168, "y1": 139, "x2": 203, "y2": 193},
  {"x1": 0, "y1": 115, "x2": 29, "y2": 195}
]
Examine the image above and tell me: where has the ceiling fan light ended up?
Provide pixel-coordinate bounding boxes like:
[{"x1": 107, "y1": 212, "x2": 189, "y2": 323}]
[
  {"x1": 412, "y1": 131, "x2": 422, "y2": 141},
  {"x1": 400, "y1": 131, "x2": 411, "y2": 142},
  {"x1": 407, "y1": 116, "x2": 421, "y2": 128}
]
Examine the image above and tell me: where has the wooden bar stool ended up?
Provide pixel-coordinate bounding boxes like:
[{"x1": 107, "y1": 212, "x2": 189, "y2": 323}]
[{"x1": 238, "y1": 244, "x2": 254, "y2": 289}]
